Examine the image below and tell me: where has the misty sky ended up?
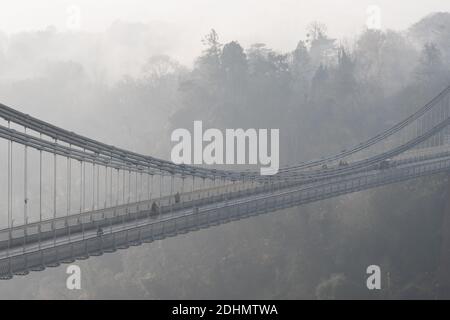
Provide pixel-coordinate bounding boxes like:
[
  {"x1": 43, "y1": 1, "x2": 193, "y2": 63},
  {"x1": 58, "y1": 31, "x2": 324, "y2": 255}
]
[{"x1": 2, "y1": 0, "x2": 450, "y2": 64}]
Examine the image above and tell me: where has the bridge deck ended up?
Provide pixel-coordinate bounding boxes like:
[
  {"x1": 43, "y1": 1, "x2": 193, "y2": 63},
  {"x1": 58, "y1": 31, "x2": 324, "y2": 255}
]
[{"x1": 1, "y1": 153, "x2": 450, "y2": 278}]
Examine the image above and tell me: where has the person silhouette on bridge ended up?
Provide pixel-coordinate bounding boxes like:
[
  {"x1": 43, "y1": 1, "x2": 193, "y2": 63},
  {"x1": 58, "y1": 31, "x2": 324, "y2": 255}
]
[{"x1": 151, "y1": 202, "x2": 159, "y2": 217}]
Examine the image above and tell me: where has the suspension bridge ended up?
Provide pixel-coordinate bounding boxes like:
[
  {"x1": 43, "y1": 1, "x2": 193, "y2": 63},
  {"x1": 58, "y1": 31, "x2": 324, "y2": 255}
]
[{"x1": 0, "y1": 86, "x2": 450, "y2": 279}]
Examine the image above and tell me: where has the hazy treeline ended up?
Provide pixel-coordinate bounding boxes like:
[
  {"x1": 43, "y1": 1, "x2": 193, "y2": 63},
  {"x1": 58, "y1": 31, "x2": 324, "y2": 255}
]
[{"x1": 0, "y1": 12, "x2": 450, "y2": 299}]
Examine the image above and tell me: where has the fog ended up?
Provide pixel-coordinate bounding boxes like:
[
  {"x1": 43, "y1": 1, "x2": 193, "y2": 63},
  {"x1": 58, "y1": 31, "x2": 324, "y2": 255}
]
[
  {"x1": 0, "y1": 1, "x2": 450, "y2": 299},
  {"x1": 2, "y1": 0, "x2": 450, "y2": 65}
]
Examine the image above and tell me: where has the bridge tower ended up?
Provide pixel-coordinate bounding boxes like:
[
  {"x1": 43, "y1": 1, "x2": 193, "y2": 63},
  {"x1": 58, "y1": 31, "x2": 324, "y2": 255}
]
[{"x1": 437, "y1": 175, "x2": 450, "y2": 298}]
